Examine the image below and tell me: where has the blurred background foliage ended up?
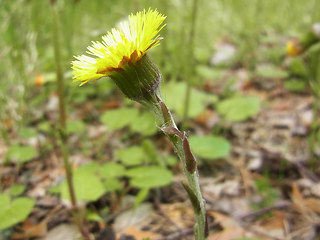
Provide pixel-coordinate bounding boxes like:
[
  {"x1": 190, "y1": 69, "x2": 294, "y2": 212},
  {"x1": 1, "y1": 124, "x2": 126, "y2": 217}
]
[{"x1": 1, "y1": 0, "x2": 320, "y2": 129}]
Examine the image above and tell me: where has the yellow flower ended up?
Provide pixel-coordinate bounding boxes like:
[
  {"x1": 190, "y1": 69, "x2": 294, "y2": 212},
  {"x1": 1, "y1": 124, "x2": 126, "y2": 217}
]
[
  {"x1": 72, "y1": 9, "x2": 166, "y2": 85},
  {"x1": 286, "y1": 40, "x2": 303, "y2": 57}
]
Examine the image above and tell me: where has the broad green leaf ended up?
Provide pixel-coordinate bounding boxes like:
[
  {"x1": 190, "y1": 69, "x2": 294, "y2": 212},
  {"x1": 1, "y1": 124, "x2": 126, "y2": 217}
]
[
  {"x1": 0, "y1": 195, "x2": 10, "y2": 213},
  {"x1": 100, "y1": 108, "x2": 139, "y2": 130},
  {"x1": 255, "y1": 65, "x2": 289, "y2": 79},
  {"x1": 126, "y1": 166, "x2": 172, "y2": 188},
  {"x1": 217, "y1": 95, "x2": 261, "y2": 122},
  {"x1": 130, "y1": 111, "x2": 157, "y2": 135},
  {"x1": 6, "y1": 144, "x2": 37, "y2": 163},
  {"x1": 60, "y1": 166, "x2": 105, "y2": 202},
  {"x1": 37, "y1": 122, "x2": 52, "y2": 133},
  {"x1": 74, "y1": 162, "x2": 100, "y2": 176},
  {"x1": 9, "y1": 184, "x2": 25, "y2": 196},
  {"x1": 104, "y1": 179, "x2": 122, "y2": 192},
  {"x1": 0, "y1": 194, "x2": 35, "y2": 230},
  {"x1": 18, "y1": 128, "x2": 37, "y2": 139},
  {"x1": 115, "y1": 146, "x2": 145, "y2": 166},
  {"x1": 162, "y1": 82, "x2": 218, "y2": 118},
  {"x1": 284, "y1": 79, "x2": 307, "y2": 92},
  {"x1": 196, "y1": 65, "x2": 225, "y2": 80},
  {"x1": 164, "y1": 155, "x2": 178, "y2": 167},
  {"x1": 189, "y1": 136, "x2": 231, "y2": 160},
  {"x1": 66, "y1": 120, "x2": 85, "y2": 134},
  {"x1": 99, "y1": 162, "x2": 126, "y2": 179}
]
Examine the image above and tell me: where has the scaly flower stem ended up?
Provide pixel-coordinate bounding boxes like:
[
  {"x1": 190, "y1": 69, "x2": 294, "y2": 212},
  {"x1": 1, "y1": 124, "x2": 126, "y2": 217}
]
[
  {"x1": 142, "y1": 93, "x2": 208, "y2": 240},
  {"x1": 51, "y1": 3, "x2": 92, "y2": 240}
]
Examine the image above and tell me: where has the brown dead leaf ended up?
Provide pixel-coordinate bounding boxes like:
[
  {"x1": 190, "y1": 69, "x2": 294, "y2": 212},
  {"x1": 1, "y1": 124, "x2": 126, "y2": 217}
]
[
  {"x1": 291, "y1": 182, "x2": 320, "y2": 215},
  {"x1": 120, "y1": 226, "x2": 161, "y2": 239},
  {"x1": 102, "y1": 101, "x2": 121, "y2": 110},
  {"x1": 303, "y1": 198, "x2": 320, "y2": 214},
  {"x1": 12, "y1": 220, "x2": 47, "y2": 239},
  {"x1": 195, "y1": 109, "x2": 219, "y2": 129},
  {"x1": 209, "y1": 227, "x2": 245, "y2": 240},
  {"x1": 161, "y1": 203, "x2": 194, "y2": 229},
  {"x1": 255, "y1": 211, "x2": 285, "y2": 239},
  {"x1": 208, "y1": 211, "x2": 240, "y2": 229},
  {"x1": 260, "y1": 210, "x2": 285, "y2": 230}
]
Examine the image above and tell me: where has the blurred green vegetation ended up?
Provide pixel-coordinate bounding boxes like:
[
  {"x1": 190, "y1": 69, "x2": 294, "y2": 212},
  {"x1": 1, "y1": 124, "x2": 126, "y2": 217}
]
[{"x1": 1, "y1": 0, "x2": 320, "y2": 129}]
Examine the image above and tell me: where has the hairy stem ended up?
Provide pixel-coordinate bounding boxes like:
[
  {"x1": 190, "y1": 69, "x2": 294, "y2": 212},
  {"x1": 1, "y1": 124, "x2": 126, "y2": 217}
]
[{"x1": 143, "y1": 94, "x2": 208, "y2": 240}]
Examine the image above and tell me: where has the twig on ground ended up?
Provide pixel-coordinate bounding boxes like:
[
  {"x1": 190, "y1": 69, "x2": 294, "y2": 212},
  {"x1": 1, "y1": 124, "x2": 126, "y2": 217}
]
[{"x1": 238, "y1": 201, "x2": 291, "y2": 221}]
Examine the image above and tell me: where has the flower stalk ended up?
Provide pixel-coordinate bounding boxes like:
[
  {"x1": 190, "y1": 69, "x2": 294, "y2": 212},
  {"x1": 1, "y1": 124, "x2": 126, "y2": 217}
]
[
  {"x1": 143, "y1": 93, "x2": 208, "y2": 240},
  {"x1": 71, "y1": 9, "x2": 208, "y2": 239}
]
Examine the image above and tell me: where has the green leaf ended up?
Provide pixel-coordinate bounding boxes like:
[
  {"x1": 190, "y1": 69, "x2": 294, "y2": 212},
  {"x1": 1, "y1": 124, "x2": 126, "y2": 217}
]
[
  {"x1": 103, "y1": 179, "x2": 122, "y2": 192},
  {"x1": 253, "y1": 178, "x2": 280, "y2": 210},
  {"x1": 101, "y1": 108, "x2": 156, "y2": 135},
  {"x1": 255, "y1": 65, "x2": 289, "y2": 79},
  {"x1": 134, "y1": 188, "x2": 150, "y2": 207},
  {"x1": 37, "y1": 122, "x2": 52, "y2": 133},
  {"x1": 289, "y1": 57, "x2": 308, "y2": 77},
  {"x1": 142, "y1": 140, "x2": 161, "y2": 165},
  {"x1": 6, "y1": 144, "x2": 37, "y2": 163},
  {"x1": 9, "y1": 184, "x2": 25, "y2": 196},
  {"x1": 99, "y1": 162, "x2": 126, "y2": 179},
  {"x1": 217, "y1": 95, "x2": 261, "y2": 122},
  {"x1": 126, "y1": 166, "x2": 172, "y2": 189},
  {"x1": 164, "y1": 155, "x2": 178, "y2": 167},
  {"x1": 76, "y1": 162, "x2": 100, "y2": 174},
  {"x1": 0, "y1": 194, "x2": 35, "y2": 230},
  {"x1": 66, "y1": 120, "x2": 85, "y2": 134},
  {"x1": 18, "y1": 128, "x2": 37, "y2": 139},
  {"x1": 189, "y1": 135, "x2": 231, "y2": 160},
  {"x1": 196, "y1": 65, "x2": 225, "y2": 80},
  {"x1": 60, "y1": 164, "x2": 105, "y2": 202},
  {"x1": 284, "y1": 79, "x2": 307, "y2": 92},
  {"x1": 115, "y1": 146, "x2": 145, "y2": 166},
  {"x1": 0, "y1": 195, "x2": 10, "y2": 212},
  {"x1": 130, "y1": 111, "x2": 157, "y2": 136},
  {"x1": 162, "y1": 82, "x2": 218, "y2": 118},
  {"x1": 86, "y1": 210, "x2": 103, "y2": 223},
  {"x1": 100, "y1": 107, "x2": 139, "y2": 130}
]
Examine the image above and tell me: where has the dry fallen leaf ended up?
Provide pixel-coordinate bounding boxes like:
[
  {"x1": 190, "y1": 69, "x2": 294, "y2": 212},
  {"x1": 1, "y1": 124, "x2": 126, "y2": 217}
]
[
  {"x1": 120, "y1": 226, "x2": 161, "y2": 239},
  {"x1": 12, "y1": 220, "x2": 47, "y2": 239}
]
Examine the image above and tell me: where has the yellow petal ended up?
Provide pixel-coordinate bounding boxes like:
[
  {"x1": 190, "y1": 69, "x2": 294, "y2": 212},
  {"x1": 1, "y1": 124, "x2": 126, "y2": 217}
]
[{"x1": 72, "y1": 9, "x2": 166, "y2": 85}]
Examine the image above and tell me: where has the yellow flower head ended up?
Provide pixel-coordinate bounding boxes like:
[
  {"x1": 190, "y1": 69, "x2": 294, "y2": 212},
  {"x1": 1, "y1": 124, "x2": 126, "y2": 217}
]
[
  {"x1": 72, "y1": 9, "x2": 166, "y2": 85},
  {"x1": 286, "y1": 40, "x2": 303, "y2": 57}
]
